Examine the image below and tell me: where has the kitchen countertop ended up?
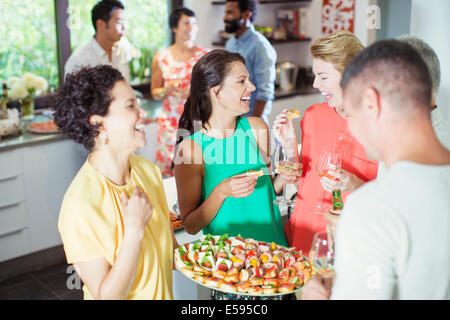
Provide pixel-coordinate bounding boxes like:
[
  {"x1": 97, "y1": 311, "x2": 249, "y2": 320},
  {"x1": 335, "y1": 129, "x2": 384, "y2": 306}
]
[{"x1": 0, "y1": 99, "x2": 163, "y2": 152}]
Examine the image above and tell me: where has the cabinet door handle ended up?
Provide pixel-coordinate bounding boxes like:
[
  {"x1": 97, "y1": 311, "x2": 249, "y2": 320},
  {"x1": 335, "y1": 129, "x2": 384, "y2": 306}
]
[
  {"x1": 0, "y1": 227, "x2": 26, "y2": 238},
  {"x1": 0, "y1": 201, "x2": 22, "y2": 210},
  {"x1": 0, "y1": 174, "x2": 19, "y2": 182}
]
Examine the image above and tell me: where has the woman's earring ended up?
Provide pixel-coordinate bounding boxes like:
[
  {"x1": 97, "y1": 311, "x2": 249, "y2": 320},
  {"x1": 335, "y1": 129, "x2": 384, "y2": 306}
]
[{"x1": 101, "y1": 133, "x2": 108, "y2": 146}]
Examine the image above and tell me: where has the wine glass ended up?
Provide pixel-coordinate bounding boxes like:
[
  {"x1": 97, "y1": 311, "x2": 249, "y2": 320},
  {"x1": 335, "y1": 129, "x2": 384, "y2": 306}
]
[
  {"x1": 273, "y1": 139, "x2": 299, "y2": 209},
  {"x1": 312, "y1": 149, "x2": 341, "y2": 215},
  {"x1": 309, "y1": 231, "x2": 335, "y2": 278},
  {"x1": 167, "y1": 74, "x2": 183, "y2": 92}
]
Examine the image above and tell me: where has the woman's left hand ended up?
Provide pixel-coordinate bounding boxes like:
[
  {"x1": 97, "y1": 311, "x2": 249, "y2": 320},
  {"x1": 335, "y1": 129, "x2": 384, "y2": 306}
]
[
  {"x1": 301, "y1": 274, "x2": 332, "y2": 300},
  {"x1": 320, "y1": 169, "x2": 364, "y2": 193}
]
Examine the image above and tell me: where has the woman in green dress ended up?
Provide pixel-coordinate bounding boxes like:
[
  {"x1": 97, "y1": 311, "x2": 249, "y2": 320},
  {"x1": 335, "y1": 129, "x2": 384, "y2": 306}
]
[{"x1": 173, "y1": 49, "x2": 300, "y2": 247}]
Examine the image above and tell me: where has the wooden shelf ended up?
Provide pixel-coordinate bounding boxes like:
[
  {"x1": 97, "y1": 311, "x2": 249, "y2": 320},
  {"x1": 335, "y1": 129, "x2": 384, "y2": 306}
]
[
  {"x1": 212, "y1": 0, "x2": 312, "y2": 4},
  {"x1": 213, "y1": 37, "x2": 311, "y2": 47}
]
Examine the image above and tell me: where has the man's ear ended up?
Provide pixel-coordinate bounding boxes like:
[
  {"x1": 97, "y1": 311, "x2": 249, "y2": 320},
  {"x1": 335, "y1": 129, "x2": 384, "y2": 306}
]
[
  {"x1": 363, "y1": 87, "x2": 382, "y2": 119},
  {"x1": 96, "y1": 19, "x2": 106, "y2": 32},
  {"x1": 243, "y1": 10, "x2": 252, "y2": 22}
]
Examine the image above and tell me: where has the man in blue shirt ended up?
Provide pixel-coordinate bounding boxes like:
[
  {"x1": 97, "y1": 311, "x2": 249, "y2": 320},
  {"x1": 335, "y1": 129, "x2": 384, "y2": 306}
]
[{"x1": 224, "y1": 0, "x2": 277, "y2": 126}]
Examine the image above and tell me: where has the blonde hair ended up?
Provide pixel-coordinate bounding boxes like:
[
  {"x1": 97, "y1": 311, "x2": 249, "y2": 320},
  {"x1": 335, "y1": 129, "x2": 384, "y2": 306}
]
[{"x1": 310, "y1": 31, "x2": 364, "y2": 73}]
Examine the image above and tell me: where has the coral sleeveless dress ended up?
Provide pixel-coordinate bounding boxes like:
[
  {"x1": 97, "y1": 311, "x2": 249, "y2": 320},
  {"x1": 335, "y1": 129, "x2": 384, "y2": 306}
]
[
  {"x1": 285, "y1": 103, "x2": 378, "y2": 254},
  {"x1": 155, "y1": 46, "x2": 209, "y2": 176}
]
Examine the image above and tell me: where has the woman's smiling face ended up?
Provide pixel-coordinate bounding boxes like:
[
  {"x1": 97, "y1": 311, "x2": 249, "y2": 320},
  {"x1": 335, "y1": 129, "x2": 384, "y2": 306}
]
[
  {"x1": 312, "y1": 58, "x2": 346, "y2": 117},
  {"x1": 173, "y1": 14, "x2": 198, "y2": 42},
  {"x1": 213, "y1": 61, "x2": 256, "y2": 116},
  {"x1": 101, "y1": 80, "x2": 148, "y2": 152}
]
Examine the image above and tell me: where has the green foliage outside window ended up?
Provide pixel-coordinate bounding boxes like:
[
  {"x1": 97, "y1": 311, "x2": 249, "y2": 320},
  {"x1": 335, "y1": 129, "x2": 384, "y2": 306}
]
[
  {"x1": 68, "y1": 0, "x2": 170, "y2": 85},
  {"x1": 0, "y1": 0, "x2": 58, "y2": 91},
  {"x1": 0, "y1": 0, "x2": 169, "y2": 93}
]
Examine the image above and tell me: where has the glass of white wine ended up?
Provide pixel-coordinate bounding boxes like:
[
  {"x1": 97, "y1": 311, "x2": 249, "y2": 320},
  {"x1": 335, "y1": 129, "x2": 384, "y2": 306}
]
[
  {"x1": 309, "y1": 231, "x2": 335, "y2": 278},
  {"x1": 273, "y1": 138, "x2": 299, "y2": 208},
  {"x1": 313, "y1": 149, "x2": 342, "y2": 215}
]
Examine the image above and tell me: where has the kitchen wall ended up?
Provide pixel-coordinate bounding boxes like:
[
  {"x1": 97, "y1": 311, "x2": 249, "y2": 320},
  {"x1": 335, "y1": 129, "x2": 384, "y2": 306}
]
[
  {"x1": 184, "y1": 0, "x2": 377, "y2": 67},
  {"x1": 410, "y1": 0, "x2": 450, "y2": 123},
  {"x1": 183, "y1": 0, "x2": 377, "y2": 139},
  {"x1": 376, "y1": 0, "x2": 411, "y2": 40}
]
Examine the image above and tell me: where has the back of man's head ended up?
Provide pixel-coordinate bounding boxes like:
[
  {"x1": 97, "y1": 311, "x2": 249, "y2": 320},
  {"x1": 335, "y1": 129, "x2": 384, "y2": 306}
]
[
  {"x1": 226, "y1": 0, "x2": 259, "y2": 22},
  {"x1": 341, "y1": 39, "x2": 432, "y2": 118},
  {"x1": 91, "y1": 0, "x2": 124, "y2": 32},
  {"x1": 397, "y1": 34, "x2": 441, "y2": 99}
]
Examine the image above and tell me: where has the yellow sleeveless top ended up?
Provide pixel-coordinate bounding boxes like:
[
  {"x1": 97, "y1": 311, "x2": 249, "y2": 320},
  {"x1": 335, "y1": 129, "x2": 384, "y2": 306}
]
[{"x1": 58, "y1": 155, "x2": 173, "y2": 300}]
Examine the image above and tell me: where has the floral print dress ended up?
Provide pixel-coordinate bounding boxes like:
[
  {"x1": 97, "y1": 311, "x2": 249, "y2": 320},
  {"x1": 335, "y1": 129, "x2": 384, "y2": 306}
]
[{"x1": 155, "y1": 46, "x2": 209, "y2": 177}]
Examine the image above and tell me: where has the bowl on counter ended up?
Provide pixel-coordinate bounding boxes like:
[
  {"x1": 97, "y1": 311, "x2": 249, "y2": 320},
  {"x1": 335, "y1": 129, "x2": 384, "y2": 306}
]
[{"x1": 0, "y1": 109, "x2": 21, "y2": 139}]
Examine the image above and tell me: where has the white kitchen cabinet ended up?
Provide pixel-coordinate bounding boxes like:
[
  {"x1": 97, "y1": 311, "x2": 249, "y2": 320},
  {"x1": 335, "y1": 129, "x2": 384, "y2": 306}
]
[
  {"x1": 0, "y1": 228, "x2": 31, "y2": 263},
  {"x1": 0, "y1": 139, "x2": 85, "y2": 262},
  {"x1": 21, "y1": 139, "x2": 85, "y2": 253}
]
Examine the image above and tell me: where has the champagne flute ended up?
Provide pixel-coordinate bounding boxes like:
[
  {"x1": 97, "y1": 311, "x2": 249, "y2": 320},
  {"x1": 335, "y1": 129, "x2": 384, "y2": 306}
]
[
  {"x1": 309, "y1": 231, "x2": 335, "y2": 278},
  {"x1": 313, "y1": 149, "x2": 341, "y2": 215},
  {"x1": 273, "y1": 139, "x2": 299, "y2": 208}
]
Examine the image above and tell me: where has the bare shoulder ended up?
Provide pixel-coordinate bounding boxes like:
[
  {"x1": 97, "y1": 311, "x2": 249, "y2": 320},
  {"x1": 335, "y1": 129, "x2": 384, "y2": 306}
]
[
  {"x1": 246, "y1": 116, "x2": 269, "y2": 131},
  {"x1": 174, "y1": 138, "x2": 204, "y2": 167},
  {"x1": 245, "y1": 117, "x2": 270, "y2": 151}
]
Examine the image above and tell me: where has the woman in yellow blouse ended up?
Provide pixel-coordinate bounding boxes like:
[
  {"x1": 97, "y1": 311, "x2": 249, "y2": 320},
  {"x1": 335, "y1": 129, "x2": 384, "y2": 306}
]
[{"x1": 53, "y1": 65, "x2": 178, "y2": 300}]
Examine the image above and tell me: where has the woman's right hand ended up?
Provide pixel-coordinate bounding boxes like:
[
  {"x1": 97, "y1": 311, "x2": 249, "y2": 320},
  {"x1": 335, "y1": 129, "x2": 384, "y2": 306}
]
[
  {"x1": 120, "y1": 186, "x2": 153, "y2": 238},
  {"x1": 165, "y1": 80, "x2": 186, "y2": 97},
  {"x1": 219, "y1": 173, "x2": 258, "y2": 199},
  {"x1": 272, "y1": 109, "x2": 298, "y2": 147}
]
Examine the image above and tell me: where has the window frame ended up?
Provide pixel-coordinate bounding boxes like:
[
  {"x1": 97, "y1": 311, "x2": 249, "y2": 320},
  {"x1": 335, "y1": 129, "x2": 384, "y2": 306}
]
[{"x1": 29, "y1": 0, "x2": 182, "y2": 108}]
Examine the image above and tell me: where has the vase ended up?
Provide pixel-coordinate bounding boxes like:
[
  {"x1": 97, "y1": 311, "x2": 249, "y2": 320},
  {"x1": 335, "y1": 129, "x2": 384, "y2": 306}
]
[{"x1": 20, "y1": 98, "x2": 35, "y2": 120}]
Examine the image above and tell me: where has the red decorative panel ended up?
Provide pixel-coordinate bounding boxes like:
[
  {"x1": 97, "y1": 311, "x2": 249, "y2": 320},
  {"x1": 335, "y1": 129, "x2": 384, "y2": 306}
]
[{"x1": 321, "y1": 0, "x2": 355, "y2": 34}]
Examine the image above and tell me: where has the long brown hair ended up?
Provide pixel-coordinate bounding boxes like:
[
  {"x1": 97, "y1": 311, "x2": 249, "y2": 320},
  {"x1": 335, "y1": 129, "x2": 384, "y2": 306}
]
[
  {"x1": 171, "y1": 49, "x2": 246, "y2": 169},
  {"x1": 175, "y1": 49, "x2": 246, "y2": 145}
]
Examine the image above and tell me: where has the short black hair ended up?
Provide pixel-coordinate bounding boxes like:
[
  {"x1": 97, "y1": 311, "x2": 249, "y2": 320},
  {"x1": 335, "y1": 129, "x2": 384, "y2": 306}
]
[
  {"x1": 169, "y1": 7, "x2": 196, "y2": 30},
  {"x1": 226, "y1": 0, "x2": 259, "y2": 22},
  {"x1": 91, "y1": 0, "x2": 124, "y2": 32},
  {"x1": 52, "y1": 65, "x2": 125, "y2": 151},
  {"x1": 341, "y1": 39, "x2": 432, "y2": 111}
]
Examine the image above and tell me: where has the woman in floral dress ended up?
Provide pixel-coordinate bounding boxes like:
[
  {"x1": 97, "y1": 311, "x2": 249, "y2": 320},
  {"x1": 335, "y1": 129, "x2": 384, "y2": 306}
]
[{"x1": 151, "y1": 7, "x2": 209, "y2": 176}]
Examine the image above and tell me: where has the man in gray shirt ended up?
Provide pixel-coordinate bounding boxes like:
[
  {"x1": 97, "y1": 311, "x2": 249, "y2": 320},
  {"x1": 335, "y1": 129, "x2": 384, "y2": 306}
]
[
  {"x1": 302, "y1": 40, "x2": 450, "y2": 299},
  {"x1": 397, "y1": 35, "x2": 450, "y2": 150}
]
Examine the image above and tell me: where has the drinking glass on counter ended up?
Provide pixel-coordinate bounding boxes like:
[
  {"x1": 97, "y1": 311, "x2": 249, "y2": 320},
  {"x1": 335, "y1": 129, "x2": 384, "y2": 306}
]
[
  {"x1": 313, "y1": 149, "x2": 342, "y2": 215},
  {"x1": 309, "y1": 231, "x2": 335, "y2": 278}
]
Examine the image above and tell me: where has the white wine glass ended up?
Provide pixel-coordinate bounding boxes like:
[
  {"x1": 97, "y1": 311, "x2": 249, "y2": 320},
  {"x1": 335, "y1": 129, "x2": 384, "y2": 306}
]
[
  {"x1": 273, "y1": 139, "x2": 299, "y2": 208},
  {"x1": 309, "y1": 231, "x2": 335, "y2": 278},
  {"x1": 313, "y1": 149, "x2": 341, "y2": 215}
]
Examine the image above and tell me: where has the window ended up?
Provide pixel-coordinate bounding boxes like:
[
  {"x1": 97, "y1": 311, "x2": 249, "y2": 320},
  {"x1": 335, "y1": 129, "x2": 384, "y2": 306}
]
[
  {"x1": 0, "y1": 0, "x2": 59, "y2": 90},
  {"x1": 0, "y1": 0, "x2": 175, "y2": 105},
  {"x1": 67, "y1": 0, "x2": 170, "y2": 84}
]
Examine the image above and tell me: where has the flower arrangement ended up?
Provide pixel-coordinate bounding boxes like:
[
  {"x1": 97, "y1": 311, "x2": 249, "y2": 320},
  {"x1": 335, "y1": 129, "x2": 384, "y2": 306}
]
[
  {"x1": 7, "y1": 72, "x2": 48, "y2": 100},
  {"x1": 7, "y1": 72, "x2": 48, "y2": 119}
]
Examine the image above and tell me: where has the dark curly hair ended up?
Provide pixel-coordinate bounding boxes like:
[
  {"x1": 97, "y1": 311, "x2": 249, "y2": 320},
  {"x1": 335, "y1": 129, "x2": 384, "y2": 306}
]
[{"x1": 52, "y1": 65, "x2": 125, "y2": 151}]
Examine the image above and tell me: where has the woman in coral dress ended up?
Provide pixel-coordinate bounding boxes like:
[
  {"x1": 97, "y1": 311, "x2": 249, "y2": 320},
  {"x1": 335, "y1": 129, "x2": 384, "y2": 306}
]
[
  {"x1": 151, "y1": 7, "x2": 209, "y2": 176},
  {"x1": 273, "y1": 31, "x2": 378, "y2": 254}
]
